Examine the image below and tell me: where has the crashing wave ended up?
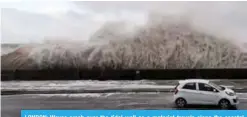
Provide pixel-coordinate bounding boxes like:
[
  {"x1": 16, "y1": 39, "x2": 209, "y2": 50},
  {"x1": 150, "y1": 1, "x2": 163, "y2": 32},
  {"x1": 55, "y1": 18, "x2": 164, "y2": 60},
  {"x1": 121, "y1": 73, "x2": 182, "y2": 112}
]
[{"x1": 1, "y1": 16, "x2": 242, "y2": 70}]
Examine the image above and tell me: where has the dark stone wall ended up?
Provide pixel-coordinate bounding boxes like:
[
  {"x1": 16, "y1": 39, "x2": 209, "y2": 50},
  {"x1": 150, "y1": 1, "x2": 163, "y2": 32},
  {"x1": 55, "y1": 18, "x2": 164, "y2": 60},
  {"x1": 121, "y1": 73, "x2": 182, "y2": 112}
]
[{"x1": 1, "y1": 69, "x2": 247, "y2": 81}]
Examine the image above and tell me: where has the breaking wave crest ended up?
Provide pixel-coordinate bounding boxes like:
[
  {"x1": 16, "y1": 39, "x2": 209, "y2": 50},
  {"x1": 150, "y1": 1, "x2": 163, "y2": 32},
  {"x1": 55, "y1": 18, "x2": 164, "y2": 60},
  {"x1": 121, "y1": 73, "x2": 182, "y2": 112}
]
[{"x1": 1, "y1": 15, "x2": 242, "y2": 70}]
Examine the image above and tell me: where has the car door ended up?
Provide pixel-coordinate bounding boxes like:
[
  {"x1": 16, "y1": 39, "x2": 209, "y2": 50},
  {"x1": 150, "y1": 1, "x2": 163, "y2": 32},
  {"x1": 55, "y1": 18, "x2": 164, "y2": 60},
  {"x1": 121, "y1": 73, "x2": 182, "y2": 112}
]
[
  {"x1": 197, "y1": 83, "x2": 220, "y2": 105},
  {"x1": 180, "y1": 82, "x2": 201, "y2": 104}
]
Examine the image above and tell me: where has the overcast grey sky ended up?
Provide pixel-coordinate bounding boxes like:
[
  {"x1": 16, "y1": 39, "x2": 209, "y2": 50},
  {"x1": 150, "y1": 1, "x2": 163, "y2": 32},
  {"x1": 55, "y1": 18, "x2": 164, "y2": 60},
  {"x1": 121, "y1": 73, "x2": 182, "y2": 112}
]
[{"x1": 1, "y1": 1, "x2": 247, "y2": 44}]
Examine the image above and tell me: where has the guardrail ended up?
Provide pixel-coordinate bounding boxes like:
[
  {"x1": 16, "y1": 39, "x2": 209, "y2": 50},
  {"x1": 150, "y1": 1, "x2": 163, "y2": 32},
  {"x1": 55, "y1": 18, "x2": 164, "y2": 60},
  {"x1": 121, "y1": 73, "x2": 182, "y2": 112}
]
[{"x1": 1, "y1": 69, "x2": 247, "y2": 81}]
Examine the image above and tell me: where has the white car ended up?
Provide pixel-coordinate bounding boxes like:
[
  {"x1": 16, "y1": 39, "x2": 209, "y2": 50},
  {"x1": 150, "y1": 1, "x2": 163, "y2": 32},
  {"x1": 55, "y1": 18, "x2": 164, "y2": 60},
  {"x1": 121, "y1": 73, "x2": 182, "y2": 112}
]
[{"x1": 173, "y1": 79, "x2": 239, "y2": 109}]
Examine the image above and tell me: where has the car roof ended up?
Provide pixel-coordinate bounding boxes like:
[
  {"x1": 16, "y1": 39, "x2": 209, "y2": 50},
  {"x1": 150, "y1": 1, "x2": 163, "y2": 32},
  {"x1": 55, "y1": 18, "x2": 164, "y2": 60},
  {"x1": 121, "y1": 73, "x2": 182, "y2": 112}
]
[{"x1": 179, "y1": 79, "x2": 209, "y2": 84}]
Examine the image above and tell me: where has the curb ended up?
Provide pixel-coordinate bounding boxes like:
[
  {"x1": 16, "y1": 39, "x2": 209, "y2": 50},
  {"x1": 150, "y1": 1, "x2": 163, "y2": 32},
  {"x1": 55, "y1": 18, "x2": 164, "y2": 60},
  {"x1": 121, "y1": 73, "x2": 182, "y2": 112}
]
[{"x1": 2, "y1": 88, "x2": 247, "y2": 95}]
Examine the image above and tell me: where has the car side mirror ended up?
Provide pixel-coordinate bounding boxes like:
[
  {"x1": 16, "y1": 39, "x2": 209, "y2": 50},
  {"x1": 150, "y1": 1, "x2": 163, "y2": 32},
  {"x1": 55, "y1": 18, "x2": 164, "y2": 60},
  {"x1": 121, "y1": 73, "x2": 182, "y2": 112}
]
[{"x1": 213, "y1": 89, "x2": 218, "y2": 92}]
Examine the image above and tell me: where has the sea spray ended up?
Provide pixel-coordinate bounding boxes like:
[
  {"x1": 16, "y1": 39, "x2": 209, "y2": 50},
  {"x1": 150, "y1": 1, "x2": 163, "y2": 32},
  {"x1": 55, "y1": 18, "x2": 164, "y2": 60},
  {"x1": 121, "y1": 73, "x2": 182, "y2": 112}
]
[{"x1": 1, "y1": 15, "x2": 242, "y2": 70}]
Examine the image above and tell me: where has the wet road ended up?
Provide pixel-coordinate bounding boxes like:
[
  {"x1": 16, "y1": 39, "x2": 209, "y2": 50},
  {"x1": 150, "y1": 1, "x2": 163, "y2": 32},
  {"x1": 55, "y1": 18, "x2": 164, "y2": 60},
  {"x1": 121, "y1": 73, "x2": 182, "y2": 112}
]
[{"x1": 2, "y1": 93, "x2": 247, "y2": 117}]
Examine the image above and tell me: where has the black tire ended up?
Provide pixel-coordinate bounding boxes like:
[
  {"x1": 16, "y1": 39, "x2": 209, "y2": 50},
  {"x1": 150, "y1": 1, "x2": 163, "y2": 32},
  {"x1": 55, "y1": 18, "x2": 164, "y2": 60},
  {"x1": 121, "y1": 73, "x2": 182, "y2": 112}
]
[
  {"x1": 218, "y1": 99, "x2": 231, "y2": 109},
  {"x1": 175, "y1": 98, "x2": 187, "y2": 108}
]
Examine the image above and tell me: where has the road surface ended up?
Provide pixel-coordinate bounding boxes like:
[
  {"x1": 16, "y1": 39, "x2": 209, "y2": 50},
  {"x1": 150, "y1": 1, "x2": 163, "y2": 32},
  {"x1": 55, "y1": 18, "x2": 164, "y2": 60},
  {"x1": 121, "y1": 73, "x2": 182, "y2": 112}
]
[{"x1": 2, "y1": 92, "x2": 247, "y2": 117}]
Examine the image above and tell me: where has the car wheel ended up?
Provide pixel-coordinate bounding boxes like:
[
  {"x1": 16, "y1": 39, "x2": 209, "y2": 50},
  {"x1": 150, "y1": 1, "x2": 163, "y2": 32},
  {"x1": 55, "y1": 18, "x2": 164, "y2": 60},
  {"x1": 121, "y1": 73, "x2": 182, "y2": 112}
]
[
  {"x1": 218, "y1": 99, "x2": 231, "y2": 109},
  {"x1": 175, "y1": 98, "x2": 187, "y2": 108}
]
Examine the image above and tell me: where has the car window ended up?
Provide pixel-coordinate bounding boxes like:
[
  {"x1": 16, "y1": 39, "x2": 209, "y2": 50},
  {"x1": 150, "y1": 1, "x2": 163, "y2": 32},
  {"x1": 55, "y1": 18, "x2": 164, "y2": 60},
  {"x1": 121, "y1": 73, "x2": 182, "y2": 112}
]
[
  {"x1": 182, "y1": 83, "x2": 196, "y2": 90},
  {"x1": 198, "y1": 83, "x2": 216, "y2": 92},
  {"x1": 209, "y1": 82, "x2": 225, "y2": 91}
]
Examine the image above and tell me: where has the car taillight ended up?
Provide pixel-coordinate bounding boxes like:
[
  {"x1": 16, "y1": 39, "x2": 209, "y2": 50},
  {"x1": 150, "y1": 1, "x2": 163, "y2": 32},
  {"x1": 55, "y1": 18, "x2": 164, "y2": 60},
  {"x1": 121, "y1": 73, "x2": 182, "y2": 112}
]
[
  {"x1": 174, "y1": 89, "x2": 178, "y2": 94},
  {"x1": 174, "y1": 83, "x2": 179, "y2": 94}
]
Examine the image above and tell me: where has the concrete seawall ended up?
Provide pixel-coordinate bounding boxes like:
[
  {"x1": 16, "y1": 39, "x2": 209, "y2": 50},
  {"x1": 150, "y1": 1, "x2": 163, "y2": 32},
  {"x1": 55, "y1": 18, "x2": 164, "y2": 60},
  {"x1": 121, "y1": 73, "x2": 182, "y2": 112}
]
[{"x1": 2, "y1": 69, "x2": 247, "y2": 81}]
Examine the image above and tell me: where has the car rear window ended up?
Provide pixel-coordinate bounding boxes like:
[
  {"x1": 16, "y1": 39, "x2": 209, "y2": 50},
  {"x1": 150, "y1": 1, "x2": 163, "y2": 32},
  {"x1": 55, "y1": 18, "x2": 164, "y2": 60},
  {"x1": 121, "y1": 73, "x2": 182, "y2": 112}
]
[{"x1": 182, "y1": 82, "x2": 196, "y2": 90}]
